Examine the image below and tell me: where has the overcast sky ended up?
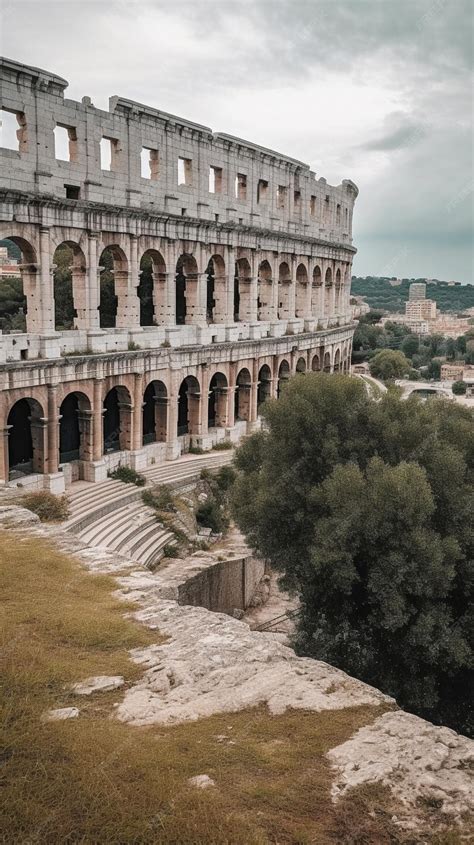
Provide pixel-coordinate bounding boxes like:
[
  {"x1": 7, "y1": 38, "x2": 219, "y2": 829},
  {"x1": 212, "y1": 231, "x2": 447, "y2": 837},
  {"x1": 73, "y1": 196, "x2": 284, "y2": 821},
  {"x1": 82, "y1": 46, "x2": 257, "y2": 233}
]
[{"x1": 2, "y1": 0, "x2": 473, "y2": 282}]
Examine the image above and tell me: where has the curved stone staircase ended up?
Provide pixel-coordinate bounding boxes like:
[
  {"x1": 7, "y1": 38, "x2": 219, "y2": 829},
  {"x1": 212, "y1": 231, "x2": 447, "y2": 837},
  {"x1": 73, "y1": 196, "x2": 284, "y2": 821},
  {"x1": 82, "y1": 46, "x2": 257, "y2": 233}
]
[{"x1": 64, "y1": 452, "x2": 233, "y2": 568}]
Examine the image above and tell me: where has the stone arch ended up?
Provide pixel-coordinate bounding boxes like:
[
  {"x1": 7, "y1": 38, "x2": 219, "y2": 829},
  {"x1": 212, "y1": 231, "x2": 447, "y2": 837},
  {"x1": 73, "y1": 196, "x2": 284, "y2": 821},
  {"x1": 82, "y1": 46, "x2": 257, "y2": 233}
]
[
  {"x1": 323, "y1": 351, "x2": 331, "y2": 373},
  {"x1": 234, "y1": 257, "x2": 251, "y2": 322},
  {"x1": 208, "y1": 371, "x2": 228, "y2": 428},
  {"x1": 103, "y1": 385, "x2": 132, "y2": 454},
  {"x1": 7, "y1": 396, "x2": 45, "y2": 479},
  {"x1": 176, "y1": 253, "x2": 199, "y2": 325},
  {"x1": 277, "y1": 262, "x2": 291, "y2": 320},
  {"x1": 53, "y1": 241, "x2": 87, "y2": 330},
  {"x1": 277, "y1": 359, "x2": 290, "y2": 397},
  {"x1": 296, "y1": 356, "x2": 306, "y2": 374},
  {"x1": 177, "y1": 375, "x2": 201, "y2": 436},
  {"x1": 257, "y1": 260, "x2": 273, "y2": 321},
  {"x1": 143, "y1": 379, "x2": 167, "y2": 444},
  {"x1": 257, "y1": 363, "x2": 272, "y2": 408},
  {"x1": 235, "y1": 367, "x2": 251, "y2": 421},
  {"x1": 324, "y1": 266, "x2": 333, "y2": 316},
  {"x1": 99, "y1": 245, "x2": 128, "y2": 328},
  {"x1": 311, "y1": 265, "x2": 322, "y2": 318},
  {"x1": 0, "y1": 236, "x2": 36, "y2": 333},
  {"x1": 334, "y1": 347, "x2": 341, "y2": 372},
  {"x1": 139, "y1": 249, "x2": 166, "y2": 326},
  {"x1": 295, "y1": 263, "x2": 308, "y2": 318},
  {"x1": 205, "y1": 254, "x2": 226, "y2": 324},
  {"x1": 311, "y1": 353, "x2": 321, "y2": 371},
  {"x1": 59, "y1": 391, "x2": 91, "y2": 464}
]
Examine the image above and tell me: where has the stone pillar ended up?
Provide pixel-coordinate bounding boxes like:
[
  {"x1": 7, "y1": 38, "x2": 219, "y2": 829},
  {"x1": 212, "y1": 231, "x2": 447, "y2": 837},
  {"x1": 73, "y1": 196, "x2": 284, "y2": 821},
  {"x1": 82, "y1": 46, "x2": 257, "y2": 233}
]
[
  {"x1": 0, "y1": 426, "x2": 10, "y2": 484},
  {"x1": 132, "y1": 373, "x2": 144, "y2": 450},
  {"x1": 77, "y1": 410, "x2": 93, "y2": 462},
  {"x1": 200, "y1": 367, "x2": 210, "y2": 435},
  {"x1": 289, "y1": 257, "x2": 297, "y2": 320},
  {"x1": 226, "y1": 387, "x2": 236, "y2": 428},
  {"x1": 87, "y1": 232, "x2": 101, "y2": 331},
  {"x1": 250, "y1": 359, "x2": 259, "y2": 423},
  {"x1": 46, "y1": 384, "x2": 59, "y2": 474},
  {"x1": 155, "y1": 397, "x2": 168, "y2": 441},
  {"x1": 30, "y1": 417, "x2": 47, "y2": 475},
  {"x1": 92, "y1": 378, "x2": 104, "y2": 459},
  {"x1": 39, "y1": 227, "x2": 55, "y2": 334},
  {"x1": 116, "y1": 237, "x2": 140, "y2": 328}
]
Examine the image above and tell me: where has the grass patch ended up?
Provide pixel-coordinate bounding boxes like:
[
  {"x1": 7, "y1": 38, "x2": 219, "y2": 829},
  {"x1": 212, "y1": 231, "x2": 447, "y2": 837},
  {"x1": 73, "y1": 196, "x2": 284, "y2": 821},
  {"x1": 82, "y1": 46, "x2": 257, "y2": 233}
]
[
  {"x1": 21, "y1": 491, "x2": 69, "y2": 522},
  {"x1": 1, "y1": 531, "x2": 464, "y2": 844},
  {"x1": 109, "y1": 465, "x2": 146, "y2": 486}
]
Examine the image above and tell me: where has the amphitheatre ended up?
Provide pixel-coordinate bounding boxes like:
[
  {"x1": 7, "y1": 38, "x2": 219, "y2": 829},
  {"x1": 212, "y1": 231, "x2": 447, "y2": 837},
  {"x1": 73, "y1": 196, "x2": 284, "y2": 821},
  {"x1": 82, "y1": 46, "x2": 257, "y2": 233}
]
[{"x1": 1, "y1": 57, "x2": 473, "y2": 842}]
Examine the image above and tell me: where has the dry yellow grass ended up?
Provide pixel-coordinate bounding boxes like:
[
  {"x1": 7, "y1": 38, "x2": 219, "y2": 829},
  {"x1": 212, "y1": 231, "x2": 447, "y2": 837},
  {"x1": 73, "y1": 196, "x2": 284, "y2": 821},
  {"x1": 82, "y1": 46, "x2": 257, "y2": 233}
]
[{"x1": 0, "y1": 531, "x2": 464, "y2": 844}]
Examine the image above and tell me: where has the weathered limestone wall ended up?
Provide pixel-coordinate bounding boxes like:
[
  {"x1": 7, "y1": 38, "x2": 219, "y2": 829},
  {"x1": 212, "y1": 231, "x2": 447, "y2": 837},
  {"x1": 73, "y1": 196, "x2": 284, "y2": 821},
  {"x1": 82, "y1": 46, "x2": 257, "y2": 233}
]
[{"x1": 178, "y1": 554, "x2": 265, "y2": 615}]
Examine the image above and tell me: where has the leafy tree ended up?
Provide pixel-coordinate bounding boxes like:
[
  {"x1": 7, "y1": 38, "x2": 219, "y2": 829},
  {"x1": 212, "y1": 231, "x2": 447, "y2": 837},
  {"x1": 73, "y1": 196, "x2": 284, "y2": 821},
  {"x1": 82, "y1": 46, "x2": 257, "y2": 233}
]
[
  {"x1": 0, "y1": 275, "x2": 26, "y2": 330},
  {"x1": 369, "y1": 349, "x2": 410, "y2": 380},
  {"x1": 53, "y1": 246, "x2": 75, "y2": 330},
  {"x1": 231, "y1": 374, "x2": 474, "y2": 735},
  {"x1": 427, "y1": 358, "x2": 442, "y2": 380},
  {"x1": 401, "y1": 333, "x2": 419, "y2": 358},
  {"x1": 452, "y1": 380, "x2": 467, "y2": 395}
]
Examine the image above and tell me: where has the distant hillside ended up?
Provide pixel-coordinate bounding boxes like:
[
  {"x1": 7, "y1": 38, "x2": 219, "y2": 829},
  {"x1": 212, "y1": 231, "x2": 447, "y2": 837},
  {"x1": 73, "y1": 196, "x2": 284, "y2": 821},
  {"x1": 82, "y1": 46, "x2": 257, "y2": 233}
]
[{"x1": 351, "y1": 277, "x2": 474, "y2": 313}]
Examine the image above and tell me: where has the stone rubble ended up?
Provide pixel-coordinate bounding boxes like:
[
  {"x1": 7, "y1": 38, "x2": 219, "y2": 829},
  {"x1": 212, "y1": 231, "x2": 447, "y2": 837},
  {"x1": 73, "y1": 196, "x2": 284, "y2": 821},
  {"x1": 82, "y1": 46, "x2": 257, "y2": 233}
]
[
  {"x1": 187, "y1": 774, "x2": 216, "y2": 789},
  {"x1": 70, "y1": 675, "x2": 125, "y2": 695},
  {"x1": 41, "y1": 707, "x2": 80, "y2": 721}
]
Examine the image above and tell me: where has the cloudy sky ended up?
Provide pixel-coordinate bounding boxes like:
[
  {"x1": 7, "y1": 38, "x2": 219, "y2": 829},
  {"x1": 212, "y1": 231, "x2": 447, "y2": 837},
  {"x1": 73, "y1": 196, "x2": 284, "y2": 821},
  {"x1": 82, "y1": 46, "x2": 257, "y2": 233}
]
[{"x1": 2, "y1": 0, "x2": 473, "y2": 282}]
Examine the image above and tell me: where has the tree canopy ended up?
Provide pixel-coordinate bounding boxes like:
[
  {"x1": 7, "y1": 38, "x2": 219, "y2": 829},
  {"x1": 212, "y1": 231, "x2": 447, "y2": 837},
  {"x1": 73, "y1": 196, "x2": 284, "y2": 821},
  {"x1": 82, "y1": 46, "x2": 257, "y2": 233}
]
[
  {"x1": 231, "y1": 374, "x2": 474, "y2": 736},
  {"x1": 369, "y1": 349, "x2": 410, "y2": 380}
]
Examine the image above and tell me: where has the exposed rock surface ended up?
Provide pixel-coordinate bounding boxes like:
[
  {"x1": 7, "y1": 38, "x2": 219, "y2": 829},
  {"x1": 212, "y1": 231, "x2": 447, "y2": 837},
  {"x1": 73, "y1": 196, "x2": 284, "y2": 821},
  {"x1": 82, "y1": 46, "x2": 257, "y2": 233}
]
[
  {"x1": 42, "y1": 707, "x2": 79, "y2": 721},
  {"x1": 328, "y1": 710, "x2": 474, "y2": 821},
  {"x1": 188, "y1": 774, "x2": 216, "y2": 789},
  {"x1": 70, "y1": 675, "x2": 124, "y2": 695}
]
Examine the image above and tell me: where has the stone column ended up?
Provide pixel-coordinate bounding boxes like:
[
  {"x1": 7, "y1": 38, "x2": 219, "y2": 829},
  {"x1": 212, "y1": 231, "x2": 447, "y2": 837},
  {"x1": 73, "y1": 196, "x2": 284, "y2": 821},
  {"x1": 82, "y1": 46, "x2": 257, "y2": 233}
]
[
  {"x1": 39, "y1": 227, "x2": 55, "y2": 334},
  {"x1": 132, "y1": 373, "x2": 144, "y2": 450},
  {"x1": 226, "y1": 387, "x2": 236, "y2": 428},
  {"x1": 77, "y1": 410, "x2": 93, "y2": 462},
  {"x1": 0, "y1": 426, "x2": 10, "y2": 484},
  {"x1": 116, "y1": 237, "x2": 140, "y2": 328},
  {"x1": 92, "y1": 378, "x2": 104, "y2": 460},
  {"x1": 46, "y1": 384, "x2": 60, "y2": 474},
  {"x1": 200, "y1": 367, "x2": 210, "y2": 435},
  {"x1": 289, "y1": 257, "x2": 297, "y2": 319},
  {"x1": 87, "y1": 232, "x2": 101, "y2": 331}
]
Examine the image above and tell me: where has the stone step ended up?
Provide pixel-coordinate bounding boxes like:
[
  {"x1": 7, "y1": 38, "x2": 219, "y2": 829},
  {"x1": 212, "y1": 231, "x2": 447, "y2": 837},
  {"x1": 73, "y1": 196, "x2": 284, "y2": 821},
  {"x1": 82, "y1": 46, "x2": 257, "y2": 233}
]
[{"x1": 79, "y1": 503, "x2": 149, "y2": 549}]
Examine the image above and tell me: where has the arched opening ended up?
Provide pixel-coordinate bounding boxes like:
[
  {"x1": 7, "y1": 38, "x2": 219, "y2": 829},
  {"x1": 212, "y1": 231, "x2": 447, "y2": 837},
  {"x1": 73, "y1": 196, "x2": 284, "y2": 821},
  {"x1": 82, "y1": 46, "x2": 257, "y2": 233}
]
[
  {"x1": 143, "y1": 380, "x2": 167, "y2": 444},
  {"x1": 177, "y1": 376, "x2": 201, "y2": 436},
  {"x1": 311, "y1": 265, "x2": 322, "y2": 319},
  {"x1": 277, "y1": 359, "x2": 290, "y2": 397},
  {"x1": 257, "y1": 364, "x2": 272, "y2": 408},
  {"x1": 324, "y1": 267, "x2": 333, "y2": 317},
  {"x1": 278, "y1": 262, "x2": 291, "y2": 320},
  {"x1": 334, "y1": 348, "x2": 341, "y2": 372},
  {"x1": 208, "y1": 372, "x2": 228, "y2": 428},
  {"x1": 323, "y1": 351, "x2": 331, "y2": 373},
  {"x1": 99, "y1": 247, "x2": 128, "y2": 328},
  {"x1": 7, "y1": 397, "x2": 44, "y2": 479},
  {"x1": 205, "y1": 255, "x2": 226, "y2": 323},
  {"x1": 295, "y1": 263, "x2": 308, "y2": 318},
  {"x1": 235, "y1": 367, "x2": 251, "y2": 421},
  {"x1": 0, "y1": 236, "x2": 35, "y2": 333},
  {"x1": 234, "y1": 258, "x2": 251, "y2": 321},
  {"x1": 59, "y1": 391, "x2": 91, "y2": 463},
  {"x1": 296, "y1": 357, "x2": 306, "y2": 374},
  {"x1": 311, "y1": 353, "x2": 321, "y2": 372},
  {"x1": 257, "y1": 260, "x2": 273, "y2": 321},
  {"x1": 176, "y1": 254, "x2": 199, "y2": 325},
  {"x1": 103, "y1": 385, "x2": 132, "y2": 453},
  {"x1": 139, "y1": 250, "x2": 166, "y2": 326},
  {"x1": 335, "y1": 268, "x2": 342, "y2": 315},
  {"x1": 53, "y1": 241, "x2": 87, "y2": 330}
]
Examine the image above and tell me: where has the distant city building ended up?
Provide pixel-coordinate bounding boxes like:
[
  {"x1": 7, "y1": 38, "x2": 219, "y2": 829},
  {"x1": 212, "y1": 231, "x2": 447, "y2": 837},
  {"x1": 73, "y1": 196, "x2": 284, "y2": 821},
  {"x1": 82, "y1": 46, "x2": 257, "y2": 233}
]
[
  {"x1": 440, "y1": 363, "x2": 474, "y2": 381},
  {"x1": 0, "y1": 245, "x2": 19, "y2": 276},
  {"x1": 405, "y1": 299, "x2": 437, "y2": 321},
  {"x1": 432, "y1": 316, "x2": 471, "y2": 338},
  {"x1": 389, "y1": 278, "x2": 403, "y2": 286},
  {"x1": 409, "y1": 282, "x2": 427, "y2": 301}
]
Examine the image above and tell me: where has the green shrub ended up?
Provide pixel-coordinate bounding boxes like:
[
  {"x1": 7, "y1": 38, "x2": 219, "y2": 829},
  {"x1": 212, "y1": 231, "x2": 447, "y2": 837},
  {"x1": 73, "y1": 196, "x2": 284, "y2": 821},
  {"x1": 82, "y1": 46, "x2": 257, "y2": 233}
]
[
  {"x1": 161, "y1": 543, "x2": 178, "y2": 558},
  {"x1": 212, "y1": 440, "x2": 233, "y2": 451},
  {"x1": 21, "y1": 491, "x2": 69, "y2": 522},
  {"x1": 127, "y1": 341, "x2": 141, "y2": 351},
  {"x1": 215, "y1": 465, "x2": 236, "y2": 491},
  {"x1": 142, "y1": 485, "x2": 174, "y2": 511},
  {"x1": 196, "y1": 499, "x2": 225, "y2": 533},
  {"x1": 109, "y1": 466, "x2": 146, "y2": 486},
  {"x1": 452, "y1": 380, "x2": 467, "y2": 395},
  {"x1": 188, "y1": 445, "x2": 205, "y2": 454}
]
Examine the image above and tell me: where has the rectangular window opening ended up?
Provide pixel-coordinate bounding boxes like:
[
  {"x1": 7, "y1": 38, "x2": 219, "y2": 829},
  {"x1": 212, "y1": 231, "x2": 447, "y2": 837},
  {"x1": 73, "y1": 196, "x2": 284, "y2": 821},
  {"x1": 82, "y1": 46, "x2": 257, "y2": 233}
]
[
  {"x1": 141, "y1": 146, "x2": 159, "y2": 180},
  {"x1": 310, "y1": 195, "x2": 316, "y2": 216},
  {"x1": 178, "y1": 156, "x2": 192, "y2": 186},
  {"x1": 209, "y1": 165, "x2": 223, "y2": 193},
  {"x1": 100, "y1": 137, "x2": 120, "y2": 171},
  {"x1": 257, "y1": 178, "x2": 269, "y2": 203},
  {"x1": 54, "y1": 124, "x2": 77, "y2": 162},
  {"x1": 277, "y1": 185, "x2": 287, "y2": 209},
  {"x1": 294, "y1": 190, "x2": 301, "y2": 210},
  {"x1": 0, "y1": 108, "x2": 26, "y2": 151},
  {"x1": 336, "y1": 203, "x2": 341, "y2": 223},
  {"x1": 235, "y1": 173, "x2": 247, "y2": 200},
  {"x1": 65, "y1": 184, "x2": 80, "y2": 200}
]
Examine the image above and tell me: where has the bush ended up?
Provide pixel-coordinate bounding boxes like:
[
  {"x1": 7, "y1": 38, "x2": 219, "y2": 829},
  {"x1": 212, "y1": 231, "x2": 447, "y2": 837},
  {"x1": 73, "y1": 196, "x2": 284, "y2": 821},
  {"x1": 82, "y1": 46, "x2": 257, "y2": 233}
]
[
  {"x1": 369, "y1": 349, "x2": 410, "y2": 380},
  {"x1": 21, "y1": 491, "x2": 69, "y2": 522},
  {"x1": 188, "y1": 445, "x2": 205, "y2": 454},
  {"x1": 212, "y1": 440, "x2": 233, "y2": 451},
  {"x1": 109, "y1": 466, "x2": 146, "y2": 486},
  {"x1": 195, "y1": 499, "x2": 225, "y2": 533},
  {"x1": 161, "y1": 543, "x2": 178, "y2": 558},
  {"x1": 452, "y1": 380, "x2": 467, "y2": 395},
  {"x1": 214, "y1": 464, "x2": 237, "y2": 491}
]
